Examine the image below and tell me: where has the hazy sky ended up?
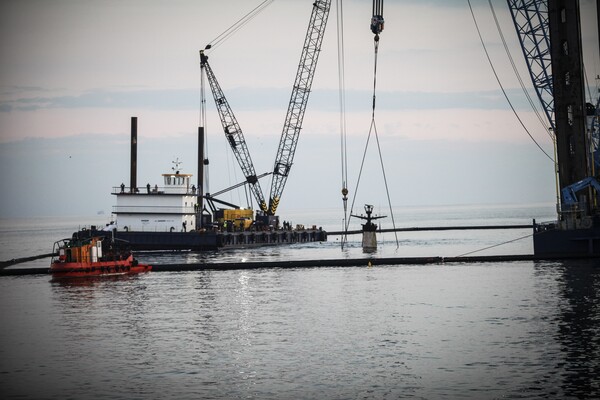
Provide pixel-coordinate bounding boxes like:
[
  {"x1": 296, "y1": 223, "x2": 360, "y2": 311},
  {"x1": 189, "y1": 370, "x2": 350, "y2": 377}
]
[{"x1": 0, "y1": 0, "x2": 598, "y2": 219}]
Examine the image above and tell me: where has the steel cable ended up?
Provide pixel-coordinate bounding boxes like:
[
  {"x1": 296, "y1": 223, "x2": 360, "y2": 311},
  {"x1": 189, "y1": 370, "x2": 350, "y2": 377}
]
[
  {"x1": 346, "y1": 31, "x2": 399, "y2": 248},
  {"x1": 488, "y1": 0, "x2": 552, "y2": 138},
  {"x1": 206, "y1": 0, "x2": 274, "y2": 51},
  {"x1": 467, "y1": 0, "x2": 555, "y2": 162}
]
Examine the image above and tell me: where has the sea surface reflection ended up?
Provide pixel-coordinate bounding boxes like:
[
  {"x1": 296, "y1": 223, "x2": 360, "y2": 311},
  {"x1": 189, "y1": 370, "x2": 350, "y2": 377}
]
[{"x1": 1, "y1": 260, "x2": 600, "y2": 398}]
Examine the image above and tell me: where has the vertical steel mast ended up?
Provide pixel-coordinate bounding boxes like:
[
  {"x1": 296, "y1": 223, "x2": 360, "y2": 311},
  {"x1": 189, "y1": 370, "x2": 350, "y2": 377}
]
[{"x1": 268, "y1": 0, "x2": 332, "y2": 215}]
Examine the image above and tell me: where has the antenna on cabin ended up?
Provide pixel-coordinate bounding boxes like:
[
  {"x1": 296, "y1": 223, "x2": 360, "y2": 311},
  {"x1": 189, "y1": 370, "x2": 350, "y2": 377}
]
[{"x1": 172, "y1": 158, "x2": 182, "y2": 174}]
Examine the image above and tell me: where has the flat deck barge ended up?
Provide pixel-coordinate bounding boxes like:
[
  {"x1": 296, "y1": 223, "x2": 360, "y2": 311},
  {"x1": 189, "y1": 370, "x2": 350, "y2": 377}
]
[{"x1": 75, "y1": 226, "x2": 327, "y2": 251}]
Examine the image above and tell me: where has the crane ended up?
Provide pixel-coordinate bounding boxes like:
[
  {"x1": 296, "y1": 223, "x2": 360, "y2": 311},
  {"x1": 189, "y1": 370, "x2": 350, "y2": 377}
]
[
  {"x1": 507, "y1": 0, "x2": 600, "y2": 252},
  {"x1": 506, "y1": 0, "x2": 554, "y2": 131},
  {"x1": 507, "y1": 1, "x2": 591, "y2": 199},
  {"x1": 268, "y1": 0, "x2": 332, "y2": 215},
  {"x1": 200, "y1": 50, "x2": 268, "y2": 213},
  {"x1": 561, "y1": 177, "x2": 600, "y2": 207}
]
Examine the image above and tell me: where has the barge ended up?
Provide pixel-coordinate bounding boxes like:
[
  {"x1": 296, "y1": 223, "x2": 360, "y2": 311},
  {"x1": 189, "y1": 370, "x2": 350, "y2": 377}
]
[{"x1": 74, "y1": 118, "x2": 326, "y2": 251}]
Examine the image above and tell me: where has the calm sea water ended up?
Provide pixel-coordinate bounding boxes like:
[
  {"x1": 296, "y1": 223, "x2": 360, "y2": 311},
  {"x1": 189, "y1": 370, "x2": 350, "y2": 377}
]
[{"x1": 1, "y1": 204, "x2": 600, "y2": 399}]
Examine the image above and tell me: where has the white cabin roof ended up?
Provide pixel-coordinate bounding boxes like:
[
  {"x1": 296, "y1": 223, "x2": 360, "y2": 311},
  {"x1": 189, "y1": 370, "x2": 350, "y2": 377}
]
[{"x1": 162, "y1": 173, "x2": 192, "y2": 187}]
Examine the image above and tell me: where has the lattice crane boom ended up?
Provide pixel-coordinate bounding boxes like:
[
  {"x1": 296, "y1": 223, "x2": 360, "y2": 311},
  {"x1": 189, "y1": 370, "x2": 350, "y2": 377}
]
[
  {"x1": 506, "y1": 0, "x2": 554, "y2": 130},
  {"x1": 508, "y1": 0, "x2": 593, "y2": 202},
  {"x1": 200, "y1": 51, "x2": 268, "y2": 212},
  {"x1": 268, "y1": 0, "x2": 332, "y2": 215}
]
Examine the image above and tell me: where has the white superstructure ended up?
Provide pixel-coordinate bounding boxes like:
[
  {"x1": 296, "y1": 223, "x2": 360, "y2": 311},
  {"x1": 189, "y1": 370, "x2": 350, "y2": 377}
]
[{"x1": 112, "y1": 168, "x2": 198, "y2": 232}]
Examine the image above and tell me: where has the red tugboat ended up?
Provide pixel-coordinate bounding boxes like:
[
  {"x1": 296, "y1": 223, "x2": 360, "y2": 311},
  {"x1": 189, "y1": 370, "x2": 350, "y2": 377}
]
[{"x1": 50, "y1": 236, "x2": 151, "y2": 278}]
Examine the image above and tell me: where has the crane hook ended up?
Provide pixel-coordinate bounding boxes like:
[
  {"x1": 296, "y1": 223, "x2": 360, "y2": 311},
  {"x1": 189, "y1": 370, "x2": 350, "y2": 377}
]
[{"x1": 371, "y1": 0, "x2": 384, "y2": 39}]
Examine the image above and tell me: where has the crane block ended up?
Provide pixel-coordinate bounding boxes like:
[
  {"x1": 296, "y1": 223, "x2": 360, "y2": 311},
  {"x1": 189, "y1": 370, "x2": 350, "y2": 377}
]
[{"x1": 371, "y1": 0, "x2": 384, "y2": 35}]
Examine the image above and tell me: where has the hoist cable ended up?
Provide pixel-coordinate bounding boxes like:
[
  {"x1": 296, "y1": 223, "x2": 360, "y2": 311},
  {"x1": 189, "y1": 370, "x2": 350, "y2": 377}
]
[
  {"x1": 336, "y1": 0, "x2": 350, "y2": 248},
  {"x1": 467, "y1": 0, "x2": 554, "y2": 163},
  {"x1": 455, "y1": 232, "x2": 532, "y2": 257},
  {"x1": 371, "y1": 36, "x2": 400, "y2": 247},
  {"x1": 488, "y1": 0, "x2": 552, "y2": 138},
  {"x1": 346, "y1": 32, "x2": 399, "y2": 248},
  {"x1": 206, "y1": 0, "x2": 274, "y2": 51},
  {"x1": 347, "y1": 123, "x2": 372, "y2": 232},
  {"x1": 372, "y1": 119, "x2": 399, "y2": 248},
  {"x1": 370, "y1": 33, "x2": 399, "y2": 248},
  {"x1": 372, "y1": 39, "x2": 378, "y2": 117}
]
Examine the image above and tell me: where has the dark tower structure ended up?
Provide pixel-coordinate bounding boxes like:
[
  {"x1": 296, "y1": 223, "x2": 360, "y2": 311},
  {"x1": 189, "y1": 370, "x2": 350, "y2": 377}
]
[
  {"x1": 549, "y1": 0, "x2": 589, "y2": 201},
  {"x1": 130, "y1": 116, "x2": 138, "y2": 193},
  {"x1": 197, "y1": 126, "x2": 205, "y2": 228}
]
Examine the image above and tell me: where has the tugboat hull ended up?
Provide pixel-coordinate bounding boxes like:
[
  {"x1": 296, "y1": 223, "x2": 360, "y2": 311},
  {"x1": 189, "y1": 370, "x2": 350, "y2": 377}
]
[
  {"x1": 51, "y1": 255, "x2": 151, "y2": 278},
  {"x1": 50, "y1": 238, "x2": 151, "y2": 278}
]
